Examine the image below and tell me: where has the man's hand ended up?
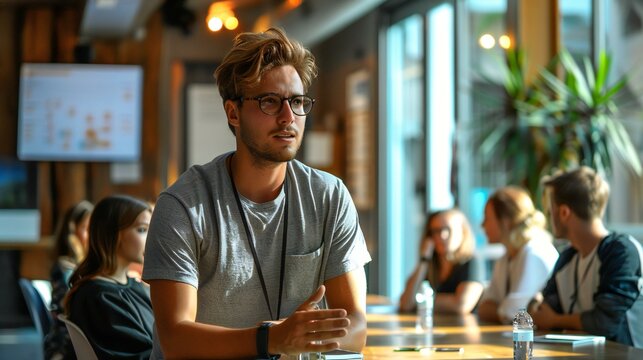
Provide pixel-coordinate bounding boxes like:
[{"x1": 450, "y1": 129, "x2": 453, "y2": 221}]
[
  {"x1": 531, "y1": 301, "x2": 558, "y2": 330},
  {"x1": 268, "y1": 285, "x2": 350, "y2": 356},
  {"x1": 296, "y1": 285, "x2": 325, "y2": 311}
]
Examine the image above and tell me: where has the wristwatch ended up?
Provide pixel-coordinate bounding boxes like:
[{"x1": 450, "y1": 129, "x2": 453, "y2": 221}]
[
  {"x1": 420, "y1": 256, "x2": 431, "y2": 263},
  {"x1": 256, "y1": 322, "x2": 280, "y2": 359}
]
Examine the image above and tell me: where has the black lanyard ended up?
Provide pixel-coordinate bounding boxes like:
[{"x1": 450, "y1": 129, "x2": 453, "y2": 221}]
[
  {"x1": 568, "y1": 252, "x2": 596, "y2": 314},
  {"x1": 228, "y1": 155, "x2": 288, "y2": 321}
]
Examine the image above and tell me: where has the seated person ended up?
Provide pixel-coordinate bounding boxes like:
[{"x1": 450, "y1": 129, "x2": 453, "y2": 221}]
[
  {"x1": 65, "y1": 195, "x2": 154, "y2": 359},
  {"x1": 142, "y1": 27, "x2": 370, "y2": 359},
  {"x1": 530, "y1": 167, "x2": 643, "y2": 348},
  {"x1": 399, "y1": 209, "x2": 484, "y2": 314},
  {"x1": 478, "y1": 186, "x2": 559, "y2": 323},
  {"x1": 46, "y1": 200, "x2": 94, "y2": 360}
]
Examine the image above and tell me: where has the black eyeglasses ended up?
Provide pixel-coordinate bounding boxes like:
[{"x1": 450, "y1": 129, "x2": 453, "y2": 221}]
[{"x1": 238, "y1": 93, "x2": 315, "y2": 116}]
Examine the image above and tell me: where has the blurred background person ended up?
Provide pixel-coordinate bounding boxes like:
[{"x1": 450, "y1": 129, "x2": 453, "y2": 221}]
[
  {"x1": 399, "y1": 209, "x2": 484, "y2": 314},
  {"x1": 478, "y1": 186, "x2": 559, "y2": 323},
  {"x1": 65, "y1": 195, "x2": 154, "y2": 359},
  {"x1": 45, "y1": 200, "x2": 93, "y2": 360},
  {"x1": 128, "y1": 200, "x2": 155, "y2": 282},
  {"x1": 530, "y1": 167, "x2": 643, "y2": 348}
]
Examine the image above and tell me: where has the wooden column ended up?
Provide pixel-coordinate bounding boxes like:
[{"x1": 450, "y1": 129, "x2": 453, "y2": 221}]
[
  {"x1": 518, "y1": 0, "x2": 561, "y2": 84},
  {"x1": 0, "y1": 9, "x2": 18, "y2": 156},
  {"x1": 20, "y1": 7, "x2": 55, "y2": 279}
]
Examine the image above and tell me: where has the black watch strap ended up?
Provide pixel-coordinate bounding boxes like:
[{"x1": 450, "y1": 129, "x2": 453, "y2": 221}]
[{"x1": 256, "y1": 322, "x2": 279, "y2": 359}]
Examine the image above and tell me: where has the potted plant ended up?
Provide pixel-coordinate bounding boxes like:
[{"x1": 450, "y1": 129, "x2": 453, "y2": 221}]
[{"x1": 478, "y1": 49, "x2": 642, "y2": 203}]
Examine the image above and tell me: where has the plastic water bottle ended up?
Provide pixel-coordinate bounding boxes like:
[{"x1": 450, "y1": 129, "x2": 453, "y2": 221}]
[
  {"x1": 512, "y1": 308, "x2": 533, "y2": 360},
  {"x1": 415, "y1": 280, "x2": 434, "y2": 331}
]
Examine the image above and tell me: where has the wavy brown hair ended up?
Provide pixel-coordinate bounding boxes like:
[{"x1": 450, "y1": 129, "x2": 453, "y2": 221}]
[
  {"x1": 214, "y1": 27, "x2": 317, "y2": 134},
  {"x1": 64, "y1": 195, "x2": 151, "y2": 314}
]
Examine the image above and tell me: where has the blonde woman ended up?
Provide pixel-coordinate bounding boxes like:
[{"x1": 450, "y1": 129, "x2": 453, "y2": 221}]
[
  {"x1": 478, "y1": 186, "x2": 559, "y2": 323},
  {"x1": 399, "y1": 209, "x2": 484, "y2": 314}
]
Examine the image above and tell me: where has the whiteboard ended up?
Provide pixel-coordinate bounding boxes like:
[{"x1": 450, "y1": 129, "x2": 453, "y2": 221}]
[{"x1": 186, "y1": 84, "x2": 236, "y2": 167}]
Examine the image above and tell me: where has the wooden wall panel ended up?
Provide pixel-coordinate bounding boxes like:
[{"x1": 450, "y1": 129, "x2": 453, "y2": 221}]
[
  {"x1": 20, "y1": 7, "x2": 56, "y2": 279},
  {"x1": 55, "y1": 8, "x2": 81, "y2": 64},
  {"x1": 21, "y1": 7, "x2": 55, "y2": 237},
  {"x1": 21, "y1": 8, "x2": 53, "y2": 63},
  {"x1": 6, "y1": 6, "x2": 165, "y2": 279},
  {"x1": 0, "y1": 9, "x2": 18, "y2": 156},
  {"x1": 520, "y1": 0, "x2": 561, "y2": 83}
]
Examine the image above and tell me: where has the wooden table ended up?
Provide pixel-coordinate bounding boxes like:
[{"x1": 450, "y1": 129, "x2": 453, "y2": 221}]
[{"x1": 364, "y1": 312, "x2": 643, "y2": 359}]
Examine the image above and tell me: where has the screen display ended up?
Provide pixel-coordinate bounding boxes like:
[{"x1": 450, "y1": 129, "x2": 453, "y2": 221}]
[
  {"x1": 0, "y1": 158, "x2": 37, "y2": 209},
  {"x1": 18, "y1": 63, "x2": 143, "y2": 162}
]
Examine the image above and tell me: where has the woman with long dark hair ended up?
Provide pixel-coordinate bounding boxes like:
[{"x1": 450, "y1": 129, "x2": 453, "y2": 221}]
[{"x1": 65, "y1": 195, "x2": 153, "y2": 359}]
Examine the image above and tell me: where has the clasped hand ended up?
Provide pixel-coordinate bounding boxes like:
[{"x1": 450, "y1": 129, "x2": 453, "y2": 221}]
[{"x1": 267, "y1": 285, "x2": 350, "y2": 356}]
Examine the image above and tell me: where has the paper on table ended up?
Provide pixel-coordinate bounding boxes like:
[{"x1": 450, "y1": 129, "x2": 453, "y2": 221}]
[
  {"x1": 534, "y1": 334, "x2": 605, "y2": 345},
  {"x1": 321, "y1": 349, "x2": 364, "y2": 359}
]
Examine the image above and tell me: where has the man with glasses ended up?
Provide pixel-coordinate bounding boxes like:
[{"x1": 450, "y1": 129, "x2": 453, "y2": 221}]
[{"x1": 142, "y1": 28, "x2": 371, "y2": 359}]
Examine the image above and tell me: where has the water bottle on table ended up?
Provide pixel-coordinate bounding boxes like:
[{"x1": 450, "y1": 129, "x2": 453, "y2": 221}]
[
  {"x1": 298, "y1": 302, "x2": 322, "y2": 360},
  {"x1": 415, "y1": 280, "x2": 434, "y2": 331},
  {"x1": 512, "y1": 308, "x2": 533, "y2": 360}
]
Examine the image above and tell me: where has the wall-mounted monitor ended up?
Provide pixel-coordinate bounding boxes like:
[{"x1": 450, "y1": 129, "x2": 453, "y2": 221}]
[
  {"x1": 0, "y1": 158, "x2": 39, "y2": 242},
  {"x1": 18, "y1": 63, "x2": 143, "y2": 162}
]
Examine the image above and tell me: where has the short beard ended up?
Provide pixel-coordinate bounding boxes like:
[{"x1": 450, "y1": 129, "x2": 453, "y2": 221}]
[{"x1": 239, "y1": 126, "x2": 300, "y2": 167}]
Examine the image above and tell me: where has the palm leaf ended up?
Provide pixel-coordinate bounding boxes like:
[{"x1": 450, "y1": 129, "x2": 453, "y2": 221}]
[
  {"x1": 604, "y1": 118, "x2": 643, "y2": 175},
  {"x1": 559, "y1": 51, "x2": 593, "y2": 106},
  {"x1": 594, "y1": 51, "x2": 610, "y2": 92}
]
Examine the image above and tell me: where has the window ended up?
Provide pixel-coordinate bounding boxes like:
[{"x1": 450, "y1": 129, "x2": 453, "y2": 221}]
[{"x1": 381, "y1": 0, "x2": 455, "y2": 300}]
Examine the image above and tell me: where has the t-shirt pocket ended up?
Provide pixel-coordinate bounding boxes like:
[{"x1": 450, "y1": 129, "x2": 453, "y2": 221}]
[{"x1": 285, "y1": 245, "x2": 324, "y2": 303}]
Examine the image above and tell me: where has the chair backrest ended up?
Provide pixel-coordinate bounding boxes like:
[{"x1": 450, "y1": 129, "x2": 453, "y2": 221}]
[
  {"x1": 18, "y1": 278, "x2": 53, "y2": 337},
  {"x1": 57, "y1": 314, "x2": 98, "y2": 360}
]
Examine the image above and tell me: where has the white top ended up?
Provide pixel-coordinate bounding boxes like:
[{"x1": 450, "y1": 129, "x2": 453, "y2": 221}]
[
  {"x1": 556, "y1": 246, "x2": 600, "y2": 314},
  {"x1": 481, "y1": 234, "x2": 560, "y2": 322}
]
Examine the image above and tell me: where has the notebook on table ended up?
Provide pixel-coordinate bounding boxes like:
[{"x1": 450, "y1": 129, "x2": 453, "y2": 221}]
[
  {"x1": 534, "y1": 334, "x2": 606, "y2": 346},
  {"x1": 321, "y1": 349, "x2": 364, "y2": 359}
]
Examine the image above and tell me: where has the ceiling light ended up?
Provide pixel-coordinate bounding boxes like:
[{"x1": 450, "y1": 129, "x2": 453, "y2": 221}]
[
  {"x1": 224, "y1": 16, "x2": 239, "y2": 30},
  {"x1": 207, "y1": 1, "x2": 238, "y2": 33},
  {"x1": 479, "y1": 34, "x2": 495, "y2": 49},
  {"x1": 499, "y1": 35, "x2": 511, "y2": 49},
  {"x1": 208, "y1": 16, "x2": 223, "y2": 31}
]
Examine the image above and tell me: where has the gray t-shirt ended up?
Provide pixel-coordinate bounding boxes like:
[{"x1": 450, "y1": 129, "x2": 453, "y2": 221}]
[{"x1": 143, "y1": 152, "x2": 371, "y2": 358}]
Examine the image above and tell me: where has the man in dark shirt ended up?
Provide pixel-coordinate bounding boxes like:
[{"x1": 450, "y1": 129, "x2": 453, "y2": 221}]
[{"x1": 530, "y1": 166, "x2": 643, "y2": 348}]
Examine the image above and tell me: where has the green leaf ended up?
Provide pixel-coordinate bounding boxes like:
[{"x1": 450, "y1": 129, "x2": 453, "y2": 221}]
[
  {"x1": 604, "y1": 119, "x2": 643, "y2": 175},
  {"x1": 560, "y1": 51, "x2": 593, "y2": 106},
  {"x1": 540, "y1": 70, "x2": 571, "y2": 99},
  {"x1": 600, "y1": 77, "x2": 627, "y2": 105},
  {"x1": 479, "y1": 122, "x2": 512, "y2": 159},
  {"x1": 595, "y1": 51, "x2": 609, "y2": 92}
]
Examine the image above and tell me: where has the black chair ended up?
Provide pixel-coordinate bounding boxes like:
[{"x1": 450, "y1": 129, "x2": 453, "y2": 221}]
[{"x1": 18, "y1": 278, "x2": 53, "y2": 338}]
